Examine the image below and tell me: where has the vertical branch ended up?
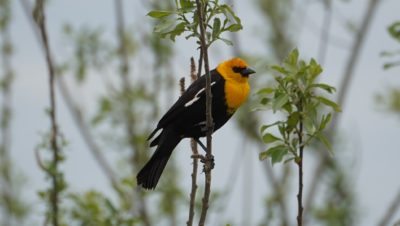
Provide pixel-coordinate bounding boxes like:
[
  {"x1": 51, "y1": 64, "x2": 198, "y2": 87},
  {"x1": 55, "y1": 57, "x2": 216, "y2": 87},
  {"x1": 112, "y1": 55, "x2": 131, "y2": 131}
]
[
  {"x1": 187, "y1": 58, "x2": 199, "y2": 226},
  {"x1": 19, "y1": 0, "x2": 119, "y2": 195},
  {"x1": 296, "y1": 116, "x2": 304, "y2": 226},
  {"x1": 331, "y1": 0, "x2": 380, "y2": 133},
  {"x1": 317, "y1": 0, "x2": 332, "y2": 65},
  {"x1": 377, "y1": 189, "x2": 400, "y2": 226},
  {"x1": 115, "y1": 0, "x2": 130, "y2": 87},
  {"x1": 305, "y1": 0, "x2": 381, "y2": 215},
  {"x1": 57, "y1": 80, "x2": 119, "y2": 187},
  {"x1": 227, "y1": 1, "x2": 289, "y2": 224},
  {"x1": 195, "y1": 0, "x2": 214, "y2": 225},
  {"x1": 32, "y1": 1, "x2": 60, "y2": 225}
]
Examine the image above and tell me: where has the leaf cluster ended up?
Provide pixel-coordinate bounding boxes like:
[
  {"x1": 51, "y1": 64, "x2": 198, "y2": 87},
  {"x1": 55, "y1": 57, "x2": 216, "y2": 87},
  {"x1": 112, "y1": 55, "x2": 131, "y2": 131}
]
[
  {"x1": 148, "y1": 0, "x2": 242, "y2": 46},
  {"x1": 257, "y1": 49, "x2": 341, "y2": 164},
  {"x1": 59, "y1": 24, "x2": 115, "y2": 83},
  {"x1": 381, "y1": 21, "x2": 400, "y2": 70},
  {"x1": 68, "y1": 190, "x2": 138, "y2": 226},
  {"x1": 36, "y1": 131, "x2": 69, "y2": 225}
]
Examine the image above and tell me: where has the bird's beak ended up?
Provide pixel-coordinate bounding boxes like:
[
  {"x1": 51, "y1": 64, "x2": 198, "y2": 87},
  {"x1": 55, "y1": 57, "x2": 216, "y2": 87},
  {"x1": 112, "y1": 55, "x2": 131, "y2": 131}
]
[{"x1": 241, "y1": 67, "x2": 256, "y2": 76}]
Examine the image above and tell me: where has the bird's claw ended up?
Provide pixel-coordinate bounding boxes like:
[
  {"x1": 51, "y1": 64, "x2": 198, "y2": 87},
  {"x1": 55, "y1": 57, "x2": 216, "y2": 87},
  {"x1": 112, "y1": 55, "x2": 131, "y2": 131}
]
[
  {"x1": 202, "y1": 154, "x2": 214, "y2": 172},
  {"x1": 191, "y1": 154, "x2": 215, "y2": 172}
]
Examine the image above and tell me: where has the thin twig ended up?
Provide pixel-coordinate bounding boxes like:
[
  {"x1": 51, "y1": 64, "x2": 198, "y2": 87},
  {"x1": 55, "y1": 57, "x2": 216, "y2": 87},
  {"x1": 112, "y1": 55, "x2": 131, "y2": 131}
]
[
  {"x1": 33, "y1": 1, "x2": 60, "y2": 225},
  {"x1": 226, "y1": 1, "x2": 290, "y2": 223},
  {"x1": 115, "y1": 0, "x2": 130, "y2": 88},
  {"x1": 57, "y1": 79, "x2": 119, "y2": 187},
  {"x1": 331, "y1": 0, "x2": 381, "y2": 135},
  {"x1": 114, "y1": 1, "x2": 151, "y2": 225},
  {"x1": 317, "y1": 0, "x2": 332, "y2": 65},
  {"x1": 195, "y1": 0, "x2": 214, "y2": 225},
  {"x1": 187, "y1": 58, "x2": 199, "y2": 226},
  {"x1": 305, "y1": 0, "x2": 381, "y2": 216},
  {"x1": 18, "y1": 0, "x2": 119, "y2": 192},
  {"x1": 377, "y1": 189, "x2": 400, "y2": 226}
]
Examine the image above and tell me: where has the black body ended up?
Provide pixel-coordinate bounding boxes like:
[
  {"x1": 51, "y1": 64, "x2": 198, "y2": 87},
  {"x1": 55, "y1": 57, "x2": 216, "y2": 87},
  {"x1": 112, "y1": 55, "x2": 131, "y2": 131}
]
[{"x1": 137, "y1": 70, "x2": 233, "y2": 189}]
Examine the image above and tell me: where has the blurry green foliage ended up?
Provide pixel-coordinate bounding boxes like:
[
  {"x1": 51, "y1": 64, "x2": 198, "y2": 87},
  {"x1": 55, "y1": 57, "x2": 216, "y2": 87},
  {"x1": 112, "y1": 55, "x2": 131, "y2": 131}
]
[
  {"x1": 257, "y1": 0, "x2": 293, "y2": 60},
  {"x1": 68, "y1": 190, "x2": 139, "y2": 226},
  {"x1": 376, "y1": 88, "x2": 400, "y2": 115},
  {"x1": 0, "y1": 0, "x2": 30, "y2": 224},
  {"x1": 388, "y1": 21, "x2": 400, "y2": 42},
  {"x1": 312, "y1": 168, "x2": 356, "y2": 226},
  {"x1": 59, "y1": 24, "x2": 114, "y2": 83},
  {"x1": 381, "y1": 21, "x2": 400, "y2": 70},
  {"x1": 378, "y1": 20, "x2": 400, "y2": 116}
]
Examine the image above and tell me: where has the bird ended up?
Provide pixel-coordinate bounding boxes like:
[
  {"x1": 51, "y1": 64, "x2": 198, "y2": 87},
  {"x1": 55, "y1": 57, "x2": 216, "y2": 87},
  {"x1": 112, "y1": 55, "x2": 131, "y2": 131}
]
[{"x1": 137, "y1": 58, "x2": 256, "y2": 189}]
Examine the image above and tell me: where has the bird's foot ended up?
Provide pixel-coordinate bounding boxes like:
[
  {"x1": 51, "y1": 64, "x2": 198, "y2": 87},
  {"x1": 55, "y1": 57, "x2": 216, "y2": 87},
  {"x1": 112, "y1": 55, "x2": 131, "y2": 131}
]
[
  {"x1": 203, "y1": 154, "x2": 215, "y2": 172},
  {"x1": 191, "y1": 154, "x2": 215, "y2": 172}
]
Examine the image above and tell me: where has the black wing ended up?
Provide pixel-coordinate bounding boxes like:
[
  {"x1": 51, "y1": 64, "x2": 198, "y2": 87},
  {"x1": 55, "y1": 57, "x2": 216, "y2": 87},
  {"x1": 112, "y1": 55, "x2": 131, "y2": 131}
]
[{"x1": 148, "y1": 69, "x2": 222, "y2": 140}]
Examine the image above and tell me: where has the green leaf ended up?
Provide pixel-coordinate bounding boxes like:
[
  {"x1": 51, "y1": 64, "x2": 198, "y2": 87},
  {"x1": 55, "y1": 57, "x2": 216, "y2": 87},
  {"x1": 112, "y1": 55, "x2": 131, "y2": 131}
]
[
  {"x1": 308, "y1": 58, "x2": 323, "y2": 77},
  {"x1": 316, "y1": 133, "x2": 333, "y2": 156},
  {"x1": 383, "y1": 61, "x2": 400, "y2": 70},
  {"x1": 154, "y1": 19, "x2": 176, "y2": 33},
  {"x1": 226, "y1": 24, "x2": 242, "y2": 32},
  {"x1": 260, "y1": 121, "x2": 283, "y2": 134},
  {"x1": 147, "y1": 11, "x2": 174, "y2": 18},
  {"x1": 260, "y1": 97, "x2": 270, "y2": 105},
  {"x1": 310, "y1": 83, "x2": 336, "y2": 94},
  {"x1": 179, "y1": 0, "x2": 192, "y2": 9},
  {"x1": 271, "y1": 65, "x2": 289, "y2": 75},
  {"x1": 287, "y1": 112, "x2": 300, "y2": 129},
  {"x1": 319, "y1": 113, "x2": 332, "y2": 131},
  {"x1": 259, "y1": 151, "x2": 269, "y2": 161},
  {"x1": 278, "y1": 124, "x2": 286, "y2": 138},
  {"x1": 266, "y1": 145, "x2": 288, "y2": 164},
  {"x1": 303, "y1": 115, "x2": 316, "y2": 134},
  {"x1": 284, "y1": 157, "x2": 296, "y2": 164},
  {"x1": 262, "y1": 133, "x2": 281, "y2": 144},
  {"x1": 388, "y1": 21, "x2": 400, "y2": 42},
  {"x1": 317, "y1": 96, "x2": 342, "y2": 112},
  {"x1": 285, "y1": 48, "x2": 299, "y2": 67},
  {"x1": 212, "y1": 18, "x2": 221, "y2": 40},
  {"x1": 219, "y1": 37, "x2": 233, "y2": 46},
  {"x1": 220, "y1": 4, "x2": 241, "y2": 24},
  {"x1": 169, "y1": 22, "x2": 186, "y2": 41},
  {"x1": 257, "y1": 87, "x2": 274, "y2": 95},
  {"x1": 282, "y1": 102, "x2": 293, "y2": 114},
  {"x1": 273, "y1": 93, "x2": 289, "y2": 112}
]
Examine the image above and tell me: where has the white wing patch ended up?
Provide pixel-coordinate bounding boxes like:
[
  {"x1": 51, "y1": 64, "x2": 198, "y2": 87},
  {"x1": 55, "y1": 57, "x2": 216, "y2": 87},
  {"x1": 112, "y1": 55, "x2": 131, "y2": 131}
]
[{"x1": 184, "y1": 81, "x2": 216, "y2": 107}]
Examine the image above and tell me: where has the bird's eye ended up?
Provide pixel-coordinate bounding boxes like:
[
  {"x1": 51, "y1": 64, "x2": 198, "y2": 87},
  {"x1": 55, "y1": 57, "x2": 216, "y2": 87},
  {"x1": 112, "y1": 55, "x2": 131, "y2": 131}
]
[{"x1": 232, "y1": 66, "x2": 245, "y2": 73}]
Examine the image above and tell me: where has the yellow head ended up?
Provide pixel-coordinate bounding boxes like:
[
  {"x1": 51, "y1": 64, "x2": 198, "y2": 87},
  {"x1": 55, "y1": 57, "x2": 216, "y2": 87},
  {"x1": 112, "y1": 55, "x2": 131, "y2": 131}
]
[
  {"x1": 216, "y1": 58, "x2": 256, "y2": 83},
  {"x1": 216, "y1": 58, "x2": 256, "y2": 113}
]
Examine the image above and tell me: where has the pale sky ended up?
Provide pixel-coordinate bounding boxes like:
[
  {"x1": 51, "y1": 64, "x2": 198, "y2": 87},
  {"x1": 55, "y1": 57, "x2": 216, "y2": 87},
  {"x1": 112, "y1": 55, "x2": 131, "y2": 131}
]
[{"x1": 7, "y1": 0, "x2": 400, "y2": 225}]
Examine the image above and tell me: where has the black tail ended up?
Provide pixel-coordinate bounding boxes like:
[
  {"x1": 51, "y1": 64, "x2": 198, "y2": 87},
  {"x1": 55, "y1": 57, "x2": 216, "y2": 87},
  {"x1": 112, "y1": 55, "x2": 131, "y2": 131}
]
[{"x1": 137, "y1": 128, "x2": 181, "y2": 189}]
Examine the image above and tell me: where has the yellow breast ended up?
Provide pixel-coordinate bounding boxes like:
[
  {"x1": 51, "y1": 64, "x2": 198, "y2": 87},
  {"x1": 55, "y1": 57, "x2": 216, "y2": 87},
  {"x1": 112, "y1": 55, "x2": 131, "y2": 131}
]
[{"x1": 224, "y1": 80, "x2": 250, "y2": 114}]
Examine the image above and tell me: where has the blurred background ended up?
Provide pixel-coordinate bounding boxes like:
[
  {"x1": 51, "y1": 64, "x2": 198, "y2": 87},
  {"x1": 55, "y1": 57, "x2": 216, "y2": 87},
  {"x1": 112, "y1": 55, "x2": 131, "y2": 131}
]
[{"x1": 1, "y1": 0, "x2": 400, "y2": 225}]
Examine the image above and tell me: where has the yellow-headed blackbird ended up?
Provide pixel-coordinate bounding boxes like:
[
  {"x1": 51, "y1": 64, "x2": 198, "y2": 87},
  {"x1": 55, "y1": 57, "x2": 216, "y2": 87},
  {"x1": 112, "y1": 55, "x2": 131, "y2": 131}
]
[{"x1": 137, "y1": 58, "x2": 255, "y2": 189}]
